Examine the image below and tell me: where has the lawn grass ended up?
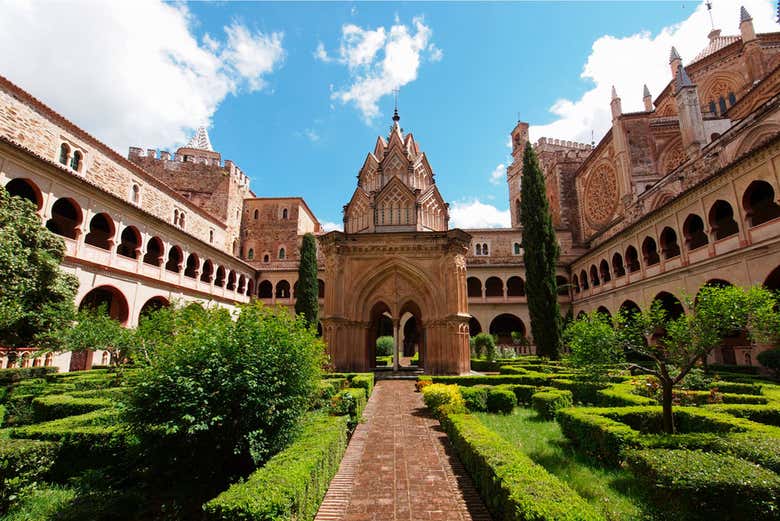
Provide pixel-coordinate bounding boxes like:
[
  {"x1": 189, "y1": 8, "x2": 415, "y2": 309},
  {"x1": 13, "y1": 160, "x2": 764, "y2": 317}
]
[
  {"x1": 0, "y1": 486, "x2": 77, "y2": 521},
  {"x1": 475, "y1": 407, "x2": 657, "y2": 521}
]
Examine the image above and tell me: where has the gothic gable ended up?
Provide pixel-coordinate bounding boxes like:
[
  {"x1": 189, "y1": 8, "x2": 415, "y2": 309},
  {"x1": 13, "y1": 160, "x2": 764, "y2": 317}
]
[
  {"x1": 345, "y1": 187, "x2": 372, "y2": 234},
  {"x1": 374, "y1": 176, "x2": 417, "y2": 229}
]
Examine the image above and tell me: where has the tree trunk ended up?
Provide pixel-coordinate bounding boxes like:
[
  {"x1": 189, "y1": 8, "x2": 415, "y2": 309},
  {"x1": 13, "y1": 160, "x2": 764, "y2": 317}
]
[{"x1": 661, "y1": 380, "x2": 676, "y2": 434}]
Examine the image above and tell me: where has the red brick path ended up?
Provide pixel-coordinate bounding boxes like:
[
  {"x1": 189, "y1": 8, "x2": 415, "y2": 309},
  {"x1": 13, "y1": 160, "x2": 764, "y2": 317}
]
[{"x1": 315, "y1": 380, "x2": 492, "y2": 521}]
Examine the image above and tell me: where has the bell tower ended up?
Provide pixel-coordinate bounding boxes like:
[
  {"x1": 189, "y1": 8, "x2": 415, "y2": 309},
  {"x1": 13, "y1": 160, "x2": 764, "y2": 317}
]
[{"x1": 507, "y1": 120, "x2": 529, "y2": 228}]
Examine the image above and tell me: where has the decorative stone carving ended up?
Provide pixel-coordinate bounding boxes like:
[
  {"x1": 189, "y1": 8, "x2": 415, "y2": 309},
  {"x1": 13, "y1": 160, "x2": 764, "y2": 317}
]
[{"x1": 583, "y1": 165, "x2": 619, "y2": 228}]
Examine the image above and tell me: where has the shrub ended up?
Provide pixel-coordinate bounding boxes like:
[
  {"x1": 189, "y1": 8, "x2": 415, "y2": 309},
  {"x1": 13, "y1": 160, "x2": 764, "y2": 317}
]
[
  {"x1": 204, "y1": 413, "x2": 349, "y2": 521},
  {"x1": 472, "y1": 333, "x2": 496, "y2": 361},
  {"x1": 470, "y1": 359, "x2": 500, "y2": 372},
  {"x1": 415, "y1": 378, "x2": 432, "y2": 393},
  {"x1": 330, "y1": 388, "x2": 367, "y2": 427},
  {"x1": 596, "y1": 381, "x2": 657, "y2": 407},
  {"x1": 626, "y1": 449, "x2": 780, "y2": 520},
  {"x1": 350, "y1": 374, "x2": 374, "y2": 397},
  {"x1": 505, "y1": 384, "x2": 549, "y2": 405},
  {"x1": 421, "y1": 384, "x2": 465, "y2": 417},
  {"x1": 376, "y1": 336, "x2": 394, "y2": 356},
  {"x1": 31, "y1": 394, "x2": 114, "y2": 422},
  {"x1": 757, "y1": 348, "x2": 780, "y2": 376},
  {"x1": 549, "y1": 378, "x2": 606, "y2": 404},
  {"x1": 123, "y1": 303, "x2": 324, "y2": 485},
  {"x1": 531, "y1": 390, "x2": 572, "y2": 420},
  {"x1": 498, "y1": 365, "x2": 528, "y2": 375},
  {"x1": 440, "y1": 413, "x2": 604, "y2": 521},
  {"x1": 486, "y1": 387, "x2": 516, "y2": 414},
  {"x1": 0, "y1": 437, "x2": 59, "y2": 513},
  {"x1": 705, "y1": 404, "x2": 780, "y2": 427},
  {"x1": 707, "y1": 363, "x2": 760, "y2": 375},
  {"x1": 0, "y1": 368, "x2": 57, "y2": 386},
  {"x1": 459, "y1": 386, "x2": 488, "y2": 412},
  {"x1": 556, "y1": 408, "x2": 640, "y2": 466}
]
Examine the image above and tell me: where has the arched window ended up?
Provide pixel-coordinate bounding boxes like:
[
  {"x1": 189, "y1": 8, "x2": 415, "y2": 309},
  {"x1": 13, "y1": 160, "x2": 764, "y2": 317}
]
[
  {"x1": 116, "y1": 226, "x2": 141, "y2": 258},
  {"x1": 513, "y1": 242, "x2": 522, "y2": 255},
  {"x1": 507, "y1": 276, "x2": 525, "y2": 297},
  {"x1": 253, "y1": 209, "x2": 259, "y2": 220},
  {"x1": 625, "y1": 246, "x2": 640, "y2": 273},
  {"x1": 485, "y1": 277, "x2": 503, "y2": 297},
  {"x1": 59, "y1": 143, "x2": 70, "y2": 165},
  {"x1": 143, "y1": 237, "x2": 164, "y2": 266},
  {"x1": 279, "y1": 247, "x2": 286, "y2": 260},
  {"x1": 71, "y1": 150, "x2": 82, "y2": 171},
  {"x1": 659, "y1": 227, "x2": 680, "y2": 259},
  {"x1": 179, "y1": 212, "x2": 186, "y2": 229},
  {"x1": 599, "y1": 259, "x2": 611, "y2": 283},
  {"x1": 475, "y1": 244, "x2": 481, "y2": 256},
  {"x1": 556, "y1": 276, "x2": 569, "y2": 296},
  {"x1": 165, "y1": 246, "x2": 183, "y2": 273},
  {"x1": 642, "y1": 237, "x2": 660, "y2": 266},
  {"x1": 200, "y1": 260, "x2": 214, "y2": 283},
  {"x1": 209, "y1": 230, "x2": 214, "y2": 243},
  {"x1": 683, "y1": 214, "x2": 708, "y2": 250},
  {"x1": 728, "y1": 92, "x2": 736, "y2": 106},
  {"x1": 708, "y1": 200, "x2": 739, "y2": 240},
  {"x1": 84, "y1": 213, "x2": 114, "y2": 250},
  {"x1": 612, "y1": 252, "x2": 625, "y2": 277},
  {"x1": 238, "y1": 275, "x2": 246, "y2": 293},
  {"x1": 282, "y1": 208, "x2": 288, "y2": 219},
  {"x1": 173, "y1": 209, "x2": 179, "y2": 225},
  {"x1": 215, "y1": 266, "x2": 226, "y2": 287},
  {"x1": 247, "y1": 279, "x2": 255, "y2": 297},
  {"x1": 263, "y1": 254, "x2": 270, "y2": 263},
  {"x1": 580, "y1": 269, "x2": 589, "y2": 290},
  {"x1": 227, "y1": 271, "x2": 237, "y2": 291},
  {"x1": 247, "y1": 248, "x2": 254, "y2": 260},
  {"x1": 718, "y1": 97, "x2": 727, "y2": 115},
  {"x1": 130, "y1": 184, "x2": 140, "y2": 204},
  {"x1": 276, "y1": 280, "x2": 290, "y2": 298},
  {"x1": 709, "y1": 101, "x2": 717, "y2": 115},
  {"x1": 184, "y1": 253, "x2": 199, "y2": 278},
  {"x1": 743, "y1": 180, "x2": 780, "y2": 227},
  {"x1": 482, "y1": 243, "x2": 489, "y2": 256},
  {"x1": 590, "y1": 265, "x2": 600, "y2": 287},
  {"x1": 467, "y1": 277, "x2": 482, "y2": 298},
  {"x1": 572, "y1": 275, "x2": 580, "y2": 294},
  {"x1": 258, "y1": 280, "x2": 273, "y2": 298},
  {"x1": 5, "y1": 178, "x2": 43, "y2": 210}
]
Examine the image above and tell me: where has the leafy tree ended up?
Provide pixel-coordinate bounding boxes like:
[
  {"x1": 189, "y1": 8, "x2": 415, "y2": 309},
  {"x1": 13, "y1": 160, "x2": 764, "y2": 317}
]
[
  {"x1": 0, "y1": 188, "x2": 77, "y2": 348},
  {"x1": 757, "y1": 348, "x2": 780, "y2": 377},
  {"x1": 519, "y1": 142, "x2": 562, "y2": 359},
  {"x1": 567, "y1": 285, "x2": 780, "y2": 433},
  {"x1": 294, "y1": 233, "x2": 319, "y2": 327},
  {"x1": 563, "y1": 311, "x2": 621, "y2": 378},
  {"x1": 124, "y1": 302, "x2": 325, "y2": 495},
  {"x1": 57, "y1": 305, "x2": 133, "y2": 366},
  {"x1": 473, "y1": 332, "x2": 496, "y2": 361},
  {"x1": 376, "y1": 335, "x2": 394, "y2": 356}
]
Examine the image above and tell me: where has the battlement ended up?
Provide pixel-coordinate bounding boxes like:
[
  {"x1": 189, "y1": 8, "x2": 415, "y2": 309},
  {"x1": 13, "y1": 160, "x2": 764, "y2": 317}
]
[
  {"x1": 128, "y1": 146, "x2": 250, "y2": 189},
  {"x1": 534, "y1": 137, "x2": 593, "y2": 151}
]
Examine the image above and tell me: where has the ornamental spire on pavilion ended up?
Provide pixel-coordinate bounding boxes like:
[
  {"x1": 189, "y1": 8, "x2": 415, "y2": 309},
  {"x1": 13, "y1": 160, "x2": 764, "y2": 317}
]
[
  {"x1": 342, "y1": 113, "x2": 449, "y2": 233},
  {"x1": 185, "y1": 126, "x2": 214, "y2": 151}
]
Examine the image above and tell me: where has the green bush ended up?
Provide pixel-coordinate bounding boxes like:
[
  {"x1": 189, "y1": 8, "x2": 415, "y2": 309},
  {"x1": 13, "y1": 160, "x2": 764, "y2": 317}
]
[
  {"x1": 626, "y1": 449, "x2": 780, "y2": 520},
  {"x1": 31, "y1": 394, "x2": 114, "y2": 422},
  {"x1": 350, "y1": 374, "x2": 374, "y2": 397},
  {"x1": 705, "y1": 404, "x2": 780, "y2": 427},
  {"x1": 708, "y1": 363, "x2": 760, "y2": 375},
  {"x1": 0, "y1": 405, "x2": 5, "y2": 426},
  {"x1": 459, "y1": 386, "x2": 488, "y2": 412},
  {"x1": 532, "y1": 390, "x2": 573, "y2": 420},
  {"x1": 0, "y1": 368, "x2": 57, "y2": 386},
  {"x1": 470, "y1": 359, "x2": 500, "y2": 372},
  {"x1": 757, "y1": 348, "x2": 780, "y2": 376},
  {"x1": 124, "y1": 303, "x2": 324, "y2": 485},
  {"x1": 0, "y1": 437, "x2": 59, "y2": 513},
  {"x1": 486, "y1": 387, "x2": 516, "y2": 414},
  {"x1": 549, "y1": 378, "x2": 606, "y2": 404},
  {"x1": 421, "y1": 384, "x2": 465, "y2": 417},
  {"x1": 329, "y1": 388, "x2": 367, "y2": 427},
  {"x1": 472, "y1": 333, "x2": 496, "y2": 361},
  {"x1": 709, "y1": 381, "x2": 763, "y2": 395},
  {"x1": 376, "y1": 336, "x2": 394, "y2": 356},
  {"x1": 505, "y1": 384, "x2": 549, "y2": 405},
  {"x1": 204, "y1": 413, "x2": 349, "y2": 521},
  {"x1": 498, "y1": 365, "x2": 528, "y2": 375},
  {"x1": 556, "y1": 408, "x2": 640, "y2": 466},
  {"x1": 440, "y1": 412, "x2": 604, "y2": 521},
  {"x1": 596, "y1": 381, "x2": 657, "y2": 407}
]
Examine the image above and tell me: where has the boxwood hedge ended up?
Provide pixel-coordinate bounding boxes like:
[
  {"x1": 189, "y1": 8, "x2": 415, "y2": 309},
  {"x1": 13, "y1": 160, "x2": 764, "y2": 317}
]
[
  {"x1": 440, "y1": 412, "x2": 604, "y2": 521},
  {"x1": 0, "y1": 367, "x2": 57, "y2": 386},
  {"x1": 0, "y1": 436, "x2": 59, "y2": 513},
  {"x1": 486, "y1": 387, "x2": 516, "y2": 414},
  {"x1": 532, "y1": 390, "x2": 573, "y2": 420},
  {"x1": 459, "y1": 386, "x2": 488, "y2": 412},
  {"x1": 203, "y1": 413, "x2": 349, "y2": 521}
]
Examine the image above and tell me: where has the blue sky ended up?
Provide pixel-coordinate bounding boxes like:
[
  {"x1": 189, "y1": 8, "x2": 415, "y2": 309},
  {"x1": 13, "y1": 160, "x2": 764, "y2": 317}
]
[{"x1": 2, "y1": 1, "x2": 778, "y2": 229}]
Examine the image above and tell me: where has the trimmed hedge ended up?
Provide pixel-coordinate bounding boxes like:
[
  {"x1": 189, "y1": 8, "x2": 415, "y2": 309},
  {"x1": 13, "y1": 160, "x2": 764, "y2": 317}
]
[
  {"x1": 204, "y1": 413, "x2": 349, "y2": 521},
  {"x1": 709, "y1": 381, "x2": 763, "y2": 395},
  {"x1": 705, "y1": 404, "x2": 780, "y2": 427},
  {"x1": 556, "y1": 408, "x2": 641, "y2": 466},
  {"x1": 421, "y1": 384, "x2": 465, "y2": 418},
  {"x1": 532, "y1": 390, "x2": 573, "y2": 420},
  {"x1": 548, "y1": 379, "x2": 606, "y2": 404},
  {"x1": 350, "y1": 374, "x2": 374, "y2": 397},
  {"x1": 31, "y1": 394, "x2": 115, "y2": 423},
  {"x1": 626, "y1": 449, "x2": 780, "y2": 520},
  {"x1": 595, "y1": 381, "x2": 656, "y2": 407},
  {"x1": 486, "y1": 387, "x2": 516, "y2": 414},
  {"x1": 440, "y1": 412, "x2": 604, "y2": 521},
  {"x1": 0, "y1": 406, "x2": 5, "y2": 427},
  {"x1": 459, "y1": 386, "x2": 488, "y2": 412},
  {"x1": 329, "y1": 388, "x2": 367, "y2": 426},
  {"x1": 498, "y1": 366, "x2": 528, "y2": 375},
  {"x1": 0, "y1": 436, "x2": 59, "y2": 513},
  {"x1": 0, "y1": 367, "x2": 57, "y2": 385}
]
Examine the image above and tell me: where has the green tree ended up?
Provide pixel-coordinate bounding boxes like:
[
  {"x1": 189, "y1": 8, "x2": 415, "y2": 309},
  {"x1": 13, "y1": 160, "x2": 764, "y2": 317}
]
[
  {"x1": 294, "y1": 233, "x2": 319, "y2": 327},
  {"x1": 563, "y1": 310, "x2": 621, "y2": 378},
  {"x1": 376, "y1": 335, "x2": 394, "y2": 356},
  {"x1": 57, "y1": 305, "x2": 132, "y2": 366},
  {"x1": 124, "y1": 302, "x2": 324, "y2": 493},
  {"x1": 0, "y1": 188, "x2": 77, "y2": 348},
  {"x1": 519, "y1": 142, "x2": 562, "y2": 359},
  {"x1": 472, "y1": 332, "x2": 496, "y2": 361},
  {"x1": 567, "y1": 285, "x2": 779, "y2": 433}
]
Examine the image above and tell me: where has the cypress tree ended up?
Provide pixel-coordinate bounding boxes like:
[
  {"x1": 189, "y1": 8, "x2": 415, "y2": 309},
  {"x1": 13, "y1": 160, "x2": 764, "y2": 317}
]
[
  {"x1": 294, "y1": 233, "x2": 319, "y2": 327},
  {"x1": 520, "y1": 142, "x2": 562, "y2": 359}
]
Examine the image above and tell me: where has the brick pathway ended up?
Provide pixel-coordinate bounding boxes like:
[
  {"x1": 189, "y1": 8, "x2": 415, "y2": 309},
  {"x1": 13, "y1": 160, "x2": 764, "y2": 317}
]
[{"x1": 315, "y1": 380, "x2": 492, "y2": 521}]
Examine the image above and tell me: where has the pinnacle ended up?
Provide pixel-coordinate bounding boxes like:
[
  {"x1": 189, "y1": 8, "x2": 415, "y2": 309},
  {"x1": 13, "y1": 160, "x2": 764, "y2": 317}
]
[
  {"x1": 185, "y1": 126, "x2": 214, "y2": 151},
  {"x1": 643, "y1": 84, "x2": 651, "y2": 98},
  {"x1": 675, "y1": 64, "x2": 693, "y2": 92},
  {"x1": 740, "y1": 6, "x2": 752, "y2": 23},
  {"x1": 669, "y1": 46, "x2": 681, "y2": 63}
]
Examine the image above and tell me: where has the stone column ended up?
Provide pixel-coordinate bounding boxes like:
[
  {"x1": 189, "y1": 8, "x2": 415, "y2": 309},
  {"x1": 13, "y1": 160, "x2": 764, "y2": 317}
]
[{"x1": 393, "y1": 319, "x2": 400, "y2": 371}]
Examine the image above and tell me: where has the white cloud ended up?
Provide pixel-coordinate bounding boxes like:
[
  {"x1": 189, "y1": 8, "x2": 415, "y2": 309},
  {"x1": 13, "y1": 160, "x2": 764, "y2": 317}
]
[
  {"x1": 322, "y1": 16, "x2": 441, "y2": 122},
  {"x1": 449, "y1": 199, "x2": 511, "y2": 229},
  {"x1": 321, "y1": 221, "x2": 343, "y2": 232},
  {"x1": 304, "y1": 128, "x2": 320, "y2": 142},
  {"x1": 529, "y1": 0, "x2": 780, "y2": 144},
  {"x1": 0, "y1": 1, "x2": 285, "y2": 152},
  {"x1": 314, "y1": 41, "x2": 331, "y2": 62},
  {"x1": 489, "y1": 163, "x2": 506, "y2": 185}
]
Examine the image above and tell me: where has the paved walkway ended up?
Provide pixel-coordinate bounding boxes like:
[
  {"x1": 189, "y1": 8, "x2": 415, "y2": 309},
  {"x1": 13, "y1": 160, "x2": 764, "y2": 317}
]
[{"x1": 315, "y1": 380, "x2": 492, "y2": 521}]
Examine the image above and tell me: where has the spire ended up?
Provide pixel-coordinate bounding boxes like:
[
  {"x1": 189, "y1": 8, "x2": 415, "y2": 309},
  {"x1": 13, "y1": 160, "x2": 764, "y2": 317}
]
[
  {"x1": 392, "y1": 87, "x2": 400, "y2": 124},
  {"x1": 643, "y1": 84, "x2": 653, "y2": 111},
  {"x1": 610, "y1": 85, "x2": 622, "y2": 119},
  {"x1": 740, "y1": 6, "x2": 752, "y2": 22},
  {"x1": 675, "y1": 64, "x2": 693, "y2": 92},
  {"x1": 669, "y1": 46, "x2": 681, "y2": 63},
  {"x1": 643, "y1": 84, "x2": 651, "y2": 98},
  {"x1": 611, "y1": 85, "x2": 618, "y2": 100},
  {"x1": 185, "y1": 126, "x2": 214, "y2": 151}
]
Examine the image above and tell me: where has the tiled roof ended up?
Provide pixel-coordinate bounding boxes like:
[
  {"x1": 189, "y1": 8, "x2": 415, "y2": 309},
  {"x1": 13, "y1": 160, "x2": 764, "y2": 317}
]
[{"x1": 693, "y1": 34, "x2": 741, "y2": 63}]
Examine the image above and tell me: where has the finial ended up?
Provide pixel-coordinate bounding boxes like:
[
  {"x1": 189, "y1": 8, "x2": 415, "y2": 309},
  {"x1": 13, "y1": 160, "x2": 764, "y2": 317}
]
[
  {"x1": 669, "y1": 46, "x2": 681, "y2": 63},
  {"x1": 392, "y1": 88, "x2": 400, "y2": 123},
  {"x1": 706, "y1": 1, "x2": 715, "y2": 30},
  {"x1": 611, "y1": 85, "x2": 618, "y2": 100},
  {"x1": 643, "y1": 84, "x2": 651, "y2": 98},
  {"x1": 740, "y1": 6, "x2": 752, "y2": 23},
  {"x1": 675, "y1": 64, "x2": 693, "y2": 92},
  {"x1": 185, "y1": 126, "x2": 214, "y2": 151}
]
